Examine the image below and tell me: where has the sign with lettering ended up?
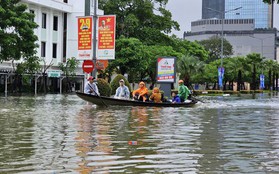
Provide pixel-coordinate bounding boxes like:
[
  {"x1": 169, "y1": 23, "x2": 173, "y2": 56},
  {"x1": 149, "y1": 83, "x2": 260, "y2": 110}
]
[
  {"x1": 82, "y1": 60, "x2": 94, "y2": 73},
  {"x1": 77, "y1": 16, "x2": 92, "y2": 60},
  {"x1": 156, "y1": 57, "x2": 176, "y2": 83},
  {"x1": 47, "y1": 70, "x2": 61, "y2": 78},
  {"x1": 97, "y1": 15, "x2": 116, "y2": 60}
]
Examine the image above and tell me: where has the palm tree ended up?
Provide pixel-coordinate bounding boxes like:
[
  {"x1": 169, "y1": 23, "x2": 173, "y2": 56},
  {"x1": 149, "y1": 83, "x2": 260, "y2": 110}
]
[
  {"x1": 246, "y1": 53, "x2": 263, "y2": 90},
  {"x1": 177, "y1": 54, "x2": 205, "y2": 88}
]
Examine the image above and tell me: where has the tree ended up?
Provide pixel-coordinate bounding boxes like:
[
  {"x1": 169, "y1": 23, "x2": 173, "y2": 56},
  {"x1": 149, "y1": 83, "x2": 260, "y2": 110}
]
[
  {"x1": 168, "y1": 36, "x2": 209, "y2": 62},
  {"x1": 199, "y1": 36, "x2": 233, "y2": 63},
  {"x1": 98, "y1": 0, "x2": 179, "y2": 45},
  {"x1": 223, "y1": 56, "x2": 249, "y2": 90},
  {"x1": 176, "y1": 54, "x2": 205, "y2": 87},
  {"x1": 246, "y1": 53, "x2": 263, "y2": 90},
  {"x1": 59, "y1": 57, "x2": 79, "y2": 92},
  {"x1": 0, "y1": 0, "x2": 38, "y2": 62},
  {"x1": 107, "y1": 37, "x2": 149, "y2": 81},
  {"x1": 263, "y1": 0, "x2": 279, "y2": 4}
]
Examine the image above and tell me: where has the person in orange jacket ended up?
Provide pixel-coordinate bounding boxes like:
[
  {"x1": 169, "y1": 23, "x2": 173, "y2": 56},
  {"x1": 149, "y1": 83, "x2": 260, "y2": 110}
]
[
  {"x1": 149, "y1": 87, "x2": 162, "y2": 103},
  {"x1": 132, "y1": 81, "x2": 149, "y2": 102}
]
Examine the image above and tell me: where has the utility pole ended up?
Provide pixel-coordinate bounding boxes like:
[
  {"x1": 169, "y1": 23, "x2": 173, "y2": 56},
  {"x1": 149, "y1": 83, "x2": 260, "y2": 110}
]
[
  {"x1": 84, "y1": 0, "x2": 98, "y2": 78},
  {"x1": 92, "y1": 0, "x2": 98, "y2": 79}
]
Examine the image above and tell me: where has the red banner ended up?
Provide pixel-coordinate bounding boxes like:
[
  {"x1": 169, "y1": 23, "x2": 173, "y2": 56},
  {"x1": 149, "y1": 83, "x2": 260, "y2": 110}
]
[
  {"x1": 98, "y1": 15, "x2": 116, "y2": 60},
  {"x1": 77, "y1": 16, "x2": 92, "y2": 60}
]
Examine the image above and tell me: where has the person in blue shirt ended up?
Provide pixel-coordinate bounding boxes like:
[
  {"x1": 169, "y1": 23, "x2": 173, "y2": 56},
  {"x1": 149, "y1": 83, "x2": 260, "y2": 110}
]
[
  {"x1": 114, "y1": 79, "x2": 130, "y2": 99},
  {"x1": 171, "y1": 92, "x2": 181, "y2": 103},
  {"x1": 84, "y1": 76, "x2": 99, "y2": 95}
]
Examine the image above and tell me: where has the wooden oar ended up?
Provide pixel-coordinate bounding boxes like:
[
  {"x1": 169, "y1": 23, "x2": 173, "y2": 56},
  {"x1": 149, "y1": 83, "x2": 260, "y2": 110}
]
[
  {"x1": 189, "y1": 84, "x2": 205, "y2": 103},
  {"x1": 88, "y1": 83, "x2": 108, "y2": 107}
]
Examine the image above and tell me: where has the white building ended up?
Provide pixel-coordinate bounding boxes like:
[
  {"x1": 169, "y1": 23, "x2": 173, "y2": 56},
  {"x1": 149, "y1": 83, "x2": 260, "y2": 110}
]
[
  {"x1": 184, "y1": 19, "x2": 277, "y2": 60},
  {"x1": 0, "y1": 0, "x2": 103, "y2": 73}
]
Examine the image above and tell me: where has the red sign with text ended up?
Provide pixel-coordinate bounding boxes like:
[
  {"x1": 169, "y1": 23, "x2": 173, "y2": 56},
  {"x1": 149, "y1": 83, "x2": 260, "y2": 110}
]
[
  {"x1": 82, "y1": 60, "x2": 94, "y2": 73},
  {"x1": 77, "y1": 17, "x2": 92, "y2": 60},
  {"x1": 98, "y1": 15, "x2": 116, "y2": 60}
]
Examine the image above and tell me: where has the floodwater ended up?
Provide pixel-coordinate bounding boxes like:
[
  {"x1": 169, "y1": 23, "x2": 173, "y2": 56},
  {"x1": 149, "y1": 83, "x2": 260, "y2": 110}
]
[{"x1": 0, "y1": 93, "x2": 279, "y2": 174}]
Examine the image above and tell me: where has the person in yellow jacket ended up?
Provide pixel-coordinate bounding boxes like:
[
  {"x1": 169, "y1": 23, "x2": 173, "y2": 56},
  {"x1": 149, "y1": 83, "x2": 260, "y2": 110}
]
[
  {"x1": 149, "y1": 87, "x2": 162, "y2": 103},
  {"x1": 132, "y1": 81, "x2": 149, "y2": 102}
]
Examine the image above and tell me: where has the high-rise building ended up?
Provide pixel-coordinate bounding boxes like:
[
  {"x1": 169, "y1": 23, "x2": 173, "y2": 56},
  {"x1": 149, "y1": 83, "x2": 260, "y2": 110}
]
[
  {"x1": 202, "y1": 0, "x2": 272, "y2": 29},
  {"x1": 225, "y1": 0, "x2": 271, "y2": 28},
  {"x1": 202, "y1": 0, "x2": 225, "y2": 19}
]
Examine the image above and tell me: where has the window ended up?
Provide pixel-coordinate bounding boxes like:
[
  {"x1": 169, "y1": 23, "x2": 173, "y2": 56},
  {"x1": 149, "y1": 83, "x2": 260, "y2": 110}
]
[
  {"x1": 41, "y1": 42, "x2": 46, "y2": 57},
  {"x1": 63, "y1": 13, "x2": 67, "y2": 60},
  {"x1": 53, "y1": 16, "x2": 58, "y2": 31},
  {"x1": 63, "y1": 0, "x2": 68, "y2": 3},
  {"x1": 29, "y1": 10, "x2": 35, "y2": 22},
  {"x1": 52, "y1": 43, "x2": 57, "y2": 58},
  {"x1": 42, "y1": 13, "x2": 47, "y2": 28}
]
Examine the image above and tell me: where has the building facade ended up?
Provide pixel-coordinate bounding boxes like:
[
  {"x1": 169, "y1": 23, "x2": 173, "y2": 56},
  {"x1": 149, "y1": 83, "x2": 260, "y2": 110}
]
[
  {"x1": 202, "y1": 0, "x2": 225, "y2": 19},
  {"x1": 0, "y1": 0, "x2": 104, "y2": 94},
  {"x1": 225, "y1": 0, "x2": 271, "y2": 29},
  {"x1": 0, "y1": 0, "x2": 103, "y2": 74},
  {"x1": 202, "y1": 0, "x2": 272, "y2": 29},
  {"x1": 185, "y1": 19, "x2": 277, "y2": 60}
]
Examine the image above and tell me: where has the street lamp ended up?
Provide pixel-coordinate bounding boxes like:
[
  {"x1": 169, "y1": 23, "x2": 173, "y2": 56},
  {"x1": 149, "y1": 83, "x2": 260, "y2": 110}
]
[
  {"x1": 249, "y1": 35, "x2": 274, "y2": 58},
  {"x1": 206, "y1": 6, "x2": 242, "y2": 89},
  {"x1": 206, "y1": 7, "x2": 242, "y2": 67}
]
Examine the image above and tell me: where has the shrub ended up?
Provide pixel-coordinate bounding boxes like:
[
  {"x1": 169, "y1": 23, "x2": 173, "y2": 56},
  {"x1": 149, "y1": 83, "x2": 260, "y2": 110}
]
[
  {"x1": 97, "y1": 78, "x2": 111, "y2": 97},
  {"x1": 110, "y1": 74, "x2": 131, "y2": 95}
]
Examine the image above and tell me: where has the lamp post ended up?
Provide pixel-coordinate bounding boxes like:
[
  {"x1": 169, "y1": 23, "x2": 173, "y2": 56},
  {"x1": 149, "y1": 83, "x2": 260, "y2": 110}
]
[
  {"x1": 206, "y1": 6, "x2": 242, "y2": 89},
  {"x1": 206, "y1": 7, "x2": 242, "y2": 67},
  {"x1": 249, "y1": 35, "x2": 274, "y2": 58}
]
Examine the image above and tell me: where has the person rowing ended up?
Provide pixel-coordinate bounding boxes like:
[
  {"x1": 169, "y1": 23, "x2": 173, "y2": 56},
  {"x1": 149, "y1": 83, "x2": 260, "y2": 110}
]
[{"x1": 84, "y1": 76, "x2": 99, "y2": 96}]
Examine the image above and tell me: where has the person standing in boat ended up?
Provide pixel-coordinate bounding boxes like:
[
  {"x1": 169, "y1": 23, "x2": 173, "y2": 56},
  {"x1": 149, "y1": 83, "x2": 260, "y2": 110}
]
[
  {"x1": 132, "y1": 81, "x2": 149, "y2": 102},
  {"x1": 84, "y1": 76, "x2": 100, "y2": 95},
  {"x1": 177, "y1": 80, "x2": 191, "y2": 102},
  {"x1": 114, "y1": 79, "x2": 130, "y2": 99}
]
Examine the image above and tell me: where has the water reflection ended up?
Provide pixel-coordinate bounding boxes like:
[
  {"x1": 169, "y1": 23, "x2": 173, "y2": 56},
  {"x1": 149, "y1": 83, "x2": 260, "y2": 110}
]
[{"x1": 0, "y1": 93, "x2": 279, "y2": 173}]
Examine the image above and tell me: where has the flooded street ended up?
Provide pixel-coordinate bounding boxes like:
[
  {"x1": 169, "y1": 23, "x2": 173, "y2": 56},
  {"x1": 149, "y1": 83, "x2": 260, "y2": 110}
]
[{"x1": 0, "y1": 93, "x2": 279, "y2": 173}]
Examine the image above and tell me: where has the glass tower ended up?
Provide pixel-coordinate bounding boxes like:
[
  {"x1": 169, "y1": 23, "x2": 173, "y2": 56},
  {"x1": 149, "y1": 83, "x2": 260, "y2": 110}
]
[
  {"x1": 202, "y1": 0, "x2": 271, "y2": 28},
  {"x1": 202, "y1": 0, "x2": 225, "y2": 19},
  {"x1": 225, "y1": 0, "x2": 270, "y2": 28}
]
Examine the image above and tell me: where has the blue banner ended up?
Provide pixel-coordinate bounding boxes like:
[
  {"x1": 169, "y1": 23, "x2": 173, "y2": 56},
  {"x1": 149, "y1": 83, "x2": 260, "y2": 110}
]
[
  {"x1": 218, "y1": 67, "x2": 225, "y2": 88},
  {"x1": 260, "y1": 74, "x2": 265, "y2": 89}
]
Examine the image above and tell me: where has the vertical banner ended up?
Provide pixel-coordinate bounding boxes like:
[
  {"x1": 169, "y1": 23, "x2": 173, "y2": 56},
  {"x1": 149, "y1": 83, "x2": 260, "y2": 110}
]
[
  {"x1": 77, "y1": 16, "x2": 92, "y2": 60},
  {"x1": 97, "y1": 15, "x2": 116, "y2": 60},
  {"x1": 156, "y1": 57, "x2": 176, "y2": 83},
  {"x1": 260, "y1": 74, "x2": 265, "y2": 89},
  {"x1": 218, "y1": 67, "x2": 225, "y2": 88}
]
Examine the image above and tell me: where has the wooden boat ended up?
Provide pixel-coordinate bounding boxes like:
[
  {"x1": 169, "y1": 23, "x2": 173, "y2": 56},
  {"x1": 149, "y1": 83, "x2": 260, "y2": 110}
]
[{"x1": 76, "y1": 92, "x2": 197, "y2": 107}]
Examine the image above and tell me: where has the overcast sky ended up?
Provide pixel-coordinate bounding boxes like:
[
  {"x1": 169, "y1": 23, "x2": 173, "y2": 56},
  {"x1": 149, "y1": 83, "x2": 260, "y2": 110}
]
[{"x1": 166, "y1": 0, "x2": 279, "y2": 37}]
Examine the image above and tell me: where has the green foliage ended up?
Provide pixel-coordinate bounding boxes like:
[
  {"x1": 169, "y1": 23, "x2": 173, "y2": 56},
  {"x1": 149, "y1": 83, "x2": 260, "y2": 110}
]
[
  {"x1": 97, "y1": 78, "x2": 111, "y2": 97},
  {"x1": 108, "y1": 37, "x2": 149, "y2": 77},
  {"x1": 0, "y1": 0, "x2": 38, "y2": 62},
  {"x1": 176, "y1": 54, "x2": 205, "y2": 85},
  {"x1": 169, "y1": 37, "x2": 209, "y2": 62},
  {"x1": 59, "y1": 57, "x2": 79, "y2": 77},
  {"x1": 15, "y1": 55, "x2": 40, "y2": 74},
  {"x1": 110, "y1": 74, "x2": 131, "y2": 95},
  {"x1": 98, "y1": 0, "x2": 179, "y2": 45},
  {"x1": 199, "y1": 36, "x2": 233, "y2": 63},
  {"x1": 263, "y1": 0, "x2": 279, "y2": 4}
]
